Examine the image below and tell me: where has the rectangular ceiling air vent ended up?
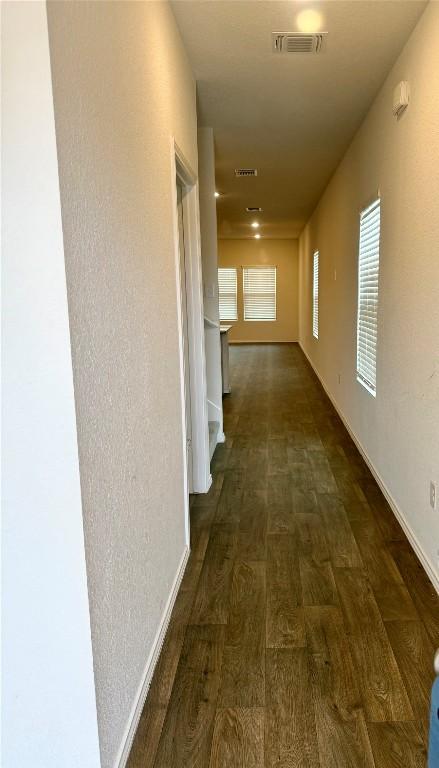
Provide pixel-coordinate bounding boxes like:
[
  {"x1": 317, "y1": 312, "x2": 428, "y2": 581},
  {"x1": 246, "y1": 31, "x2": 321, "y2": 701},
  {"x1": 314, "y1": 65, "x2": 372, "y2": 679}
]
[
  {"x1": 246, "y1": 206, "x2": 263, "y2": 212},
  {"x1": 235, "y1": 168, "x2": 258, "y2": 177},
  {"x1": 272, "y1": 32, "x2": 327, "y2": 54}
]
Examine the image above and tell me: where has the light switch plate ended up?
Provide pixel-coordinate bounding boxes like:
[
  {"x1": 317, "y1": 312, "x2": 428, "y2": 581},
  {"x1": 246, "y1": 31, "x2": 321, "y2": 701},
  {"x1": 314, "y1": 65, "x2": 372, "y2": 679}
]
[{"x1": 430, "y1": 481, "x2": 437, "y2": 510}]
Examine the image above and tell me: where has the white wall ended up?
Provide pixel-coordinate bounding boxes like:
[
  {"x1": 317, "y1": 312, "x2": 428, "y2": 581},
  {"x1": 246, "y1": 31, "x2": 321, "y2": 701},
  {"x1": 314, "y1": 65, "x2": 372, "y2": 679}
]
[
  {"x1": 46, "y1": 2, "x2": 198, "y2": 766},
  {"x1": 1, "y1": 3, "x2": 101, "y2": 767},
  {"x1": 198, "y1": 127, "x2": 223, "y2": 436},
  {"x1": 299, "y1": 2, "x2": 439, "y2": 588}
]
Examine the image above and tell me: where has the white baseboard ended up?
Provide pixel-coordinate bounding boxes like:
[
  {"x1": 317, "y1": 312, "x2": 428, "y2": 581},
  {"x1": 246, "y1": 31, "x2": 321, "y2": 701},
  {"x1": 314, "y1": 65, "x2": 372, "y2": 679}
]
[
  {"x1": 299, "y1": 342, "x2": 439, "y2": 595},
  {"x1": 217, "y1": 431, "x2": 226, "y2": 443},
  {"x1": 115, "y1": 545, "x2": 190, "y2": 768}
]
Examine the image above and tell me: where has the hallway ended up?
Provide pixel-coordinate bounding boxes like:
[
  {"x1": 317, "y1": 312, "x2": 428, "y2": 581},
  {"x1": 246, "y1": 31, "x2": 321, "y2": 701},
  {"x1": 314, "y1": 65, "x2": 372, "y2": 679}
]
[
  {"x1": 129, "y1": 344, "x2": 438, "y2": 768},
  {"x1": 4, "y1": 3, "x2": 439, "y2": 765}
]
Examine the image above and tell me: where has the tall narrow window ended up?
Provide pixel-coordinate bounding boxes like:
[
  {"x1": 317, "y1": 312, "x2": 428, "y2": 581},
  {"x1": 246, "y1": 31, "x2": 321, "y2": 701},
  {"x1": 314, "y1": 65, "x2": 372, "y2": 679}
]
[
  {"x1": 218, "y1": 267, "x2": 238, "y2": 321},
  {"x1": 243, "y1": 266, "x2": 276, "y2": 321},
  {"x1": 357, "y1": 198, "x2": 381, "y2": 395},
  {"x1": 313, "y1": 250, "x2": 319, "y2": 339}
]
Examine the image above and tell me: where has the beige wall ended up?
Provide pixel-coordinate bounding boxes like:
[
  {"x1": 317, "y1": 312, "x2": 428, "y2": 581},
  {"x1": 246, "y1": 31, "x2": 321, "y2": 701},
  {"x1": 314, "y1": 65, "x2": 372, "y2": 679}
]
[
  {"x1": 299, "y1": 2, "x2": 439, "y2": 588},
  {"x1": 47, "y1": 2, "x2": 197, "y2": 766},
  {"x1": 219, "y1": 239, "x2": 299, "y2": 343}
]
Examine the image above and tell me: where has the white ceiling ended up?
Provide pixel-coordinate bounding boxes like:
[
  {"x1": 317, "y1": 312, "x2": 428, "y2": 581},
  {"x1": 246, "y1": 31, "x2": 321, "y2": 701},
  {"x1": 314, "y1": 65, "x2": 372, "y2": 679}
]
[{"x1": 171, "y1": 0, "x2": 426, "y2": 239}]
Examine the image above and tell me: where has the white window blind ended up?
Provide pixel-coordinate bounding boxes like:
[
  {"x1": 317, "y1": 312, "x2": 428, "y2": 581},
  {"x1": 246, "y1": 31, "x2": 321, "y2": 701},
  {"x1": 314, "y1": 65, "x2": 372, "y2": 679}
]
[
  {"x1": 357, "y1": 198, "x2": 381, "y2": 395},
  {"x1": 313, "y1": 250, "x2": 319, "y2": 339},
  {"x1": 218, "y1": 267, "x2": 238, "y2": 321},
  {"x1": 243, "y1": 266, "x2": 277, "y2": 321}
]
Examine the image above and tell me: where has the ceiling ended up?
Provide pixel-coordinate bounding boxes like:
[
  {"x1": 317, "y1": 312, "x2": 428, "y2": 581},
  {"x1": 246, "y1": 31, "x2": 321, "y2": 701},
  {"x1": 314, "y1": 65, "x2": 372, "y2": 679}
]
[{"x1": 171, "y1": 0, "x2": 426, "y2": 239}]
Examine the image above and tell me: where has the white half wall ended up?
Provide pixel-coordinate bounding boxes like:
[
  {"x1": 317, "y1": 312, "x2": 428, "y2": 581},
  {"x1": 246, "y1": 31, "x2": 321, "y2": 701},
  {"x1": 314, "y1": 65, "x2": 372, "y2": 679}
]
[
  {"x1": 299, "y1": 2, "x2": 439, "y2": 587},
  {"x1": 1, "y1": 3, "x2": 101, "y2": 766},
  {"x1": 198, "y1": 127, "x2": 223, "y2": 437}
]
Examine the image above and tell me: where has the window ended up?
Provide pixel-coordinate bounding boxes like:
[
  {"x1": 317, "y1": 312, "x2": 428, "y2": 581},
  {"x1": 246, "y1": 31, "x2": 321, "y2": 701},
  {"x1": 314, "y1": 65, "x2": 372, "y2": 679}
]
[
  {"x1": 357, "y1": 198, "x2": 381, "y2": 395},
  {"x1": 218, "y1": 267, "x2": 238, "y2": 321},
  {"x1": 243, "y1": 266, "x2": 276, "y2": 321},
  {"x1": 313, "y1": 250, "x2": 319, "y2": 339}
]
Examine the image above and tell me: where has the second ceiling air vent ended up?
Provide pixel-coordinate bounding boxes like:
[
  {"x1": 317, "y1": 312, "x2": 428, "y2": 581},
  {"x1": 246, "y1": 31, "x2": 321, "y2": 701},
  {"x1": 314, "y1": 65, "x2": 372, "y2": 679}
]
[
  {"x1": 272, "y1": 32, "x2": 327, "y2": 54},
  {"x1": 235, "y1": 168, "x2": 258, "y2": 177}
]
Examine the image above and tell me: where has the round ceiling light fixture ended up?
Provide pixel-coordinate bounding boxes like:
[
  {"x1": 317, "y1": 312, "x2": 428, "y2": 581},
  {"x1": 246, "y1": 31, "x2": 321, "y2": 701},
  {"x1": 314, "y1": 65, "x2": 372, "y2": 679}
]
[
  {"x1": 296, "y1": 8, "x2": 323, "y2": 33},
  {"x1": 251, "y1": 221, "x2": 260, "y2": 229},
  {"x1": 254, "y1": 233, "x2": 261, "y2": 239}
]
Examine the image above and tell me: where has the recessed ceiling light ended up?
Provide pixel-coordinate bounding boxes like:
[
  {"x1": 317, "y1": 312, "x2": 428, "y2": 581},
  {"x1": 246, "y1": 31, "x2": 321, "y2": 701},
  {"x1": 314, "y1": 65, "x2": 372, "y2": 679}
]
[
  {"x1": 214, "y1": 191, "x2": 220, "y2": 198},
  {"x1": 254, "y1": 233, "x2": 261, "y2": 239},
  {"x1": 251, "y1": 222, "x2": 260, "y2": 229}
]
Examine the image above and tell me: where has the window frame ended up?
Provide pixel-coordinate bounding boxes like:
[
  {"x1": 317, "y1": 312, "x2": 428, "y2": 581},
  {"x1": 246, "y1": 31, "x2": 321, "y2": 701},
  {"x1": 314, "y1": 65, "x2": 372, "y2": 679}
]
[
  {"x1": 312, "y1": 250, "x2": 319, "y2": 339},
  {"x1": 356, "y1": 197, "x2": 381, "y2": 397},
  {"x1": 243, "y1": 265, "x2": 277, "y2": 322},
  {"x1": 217, "y1": 266, "x2": 238, "y2": 322}
]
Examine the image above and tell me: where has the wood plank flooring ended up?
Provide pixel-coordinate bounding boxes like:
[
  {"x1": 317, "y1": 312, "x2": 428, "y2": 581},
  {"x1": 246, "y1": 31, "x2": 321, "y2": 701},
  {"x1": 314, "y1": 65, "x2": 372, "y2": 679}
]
[{"x1": 128, "y1": 343, "x2": 438, "y2": 768}]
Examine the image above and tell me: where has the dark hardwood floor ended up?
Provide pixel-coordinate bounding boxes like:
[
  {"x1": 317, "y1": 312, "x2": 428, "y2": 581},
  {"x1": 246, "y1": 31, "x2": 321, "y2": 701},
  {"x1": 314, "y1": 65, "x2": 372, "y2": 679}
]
[{"x1": 128, "y1": 343, "x2": 438, "y2": 768}]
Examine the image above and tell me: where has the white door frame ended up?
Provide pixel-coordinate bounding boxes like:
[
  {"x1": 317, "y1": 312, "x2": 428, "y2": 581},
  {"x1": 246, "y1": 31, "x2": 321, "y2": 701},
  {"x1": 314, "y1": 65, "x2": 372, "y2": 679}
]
[{"x1": 170, "y1": 140, "x2": 211, "y2": 540}]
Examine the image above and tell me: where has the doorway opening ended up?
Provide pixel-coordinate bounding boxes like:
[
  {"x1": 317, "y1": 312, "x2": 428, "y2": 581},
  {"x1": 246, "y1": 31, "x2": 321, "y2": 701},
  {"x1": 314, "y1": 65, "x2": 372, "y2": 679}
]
[
  {"x1": 176, "y1": 181, "x2": 194, "y2": 491},
  {"x1": 172, "y1": 141, "x2": 211, "y2": 543}
]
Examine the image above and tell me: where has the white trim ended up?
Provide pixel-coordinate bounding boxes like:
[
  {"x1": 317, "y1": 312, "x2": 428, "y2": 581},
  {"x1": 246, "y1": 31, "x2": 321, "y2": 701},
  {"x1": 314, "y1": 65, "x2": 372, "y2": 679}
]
[
  {"x1": 115, "y1": 546, "x2": 190, "y2": 768},
  {"x1": 170, "y1": 139, "x2": 210, "y2": 551},
  {"x1": 356, "y1": 374, "x2": 376, "y2": 398},
  {"x1": 207, "y1": 397, "x2": 222, "y2": 425},
  {"x1": 299, "y1": 342, "x2": 439, "y2": 596},
  {"x1": 217, "y1": 432, "x2": 226, "y2": 444},
  {"x1": 182, "y1": 178, "x2": 210, "y2": 492},
  {"x1": 170, "y1": 148, "x2": 191, "y2": 544},
  {"x1": 171, "y1": 139, "x2": 210, "y2": 500},
  {"x1": 193, "y1": 474, "x2": 213, "y2": 496},
  {"x1": 204, "y1": 315, "x2": 220, "y2": 329}
]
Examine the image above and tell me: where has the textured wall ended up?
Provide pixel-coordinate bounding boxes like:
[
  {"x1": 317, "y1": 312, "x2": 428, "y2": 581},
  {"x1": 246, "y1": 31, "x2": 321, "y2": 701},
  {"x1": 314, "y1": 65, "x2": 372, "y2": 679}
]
[
  {"x1": 2, "y1": 3, "x2": 100, "y2": 766},
  {"x1": 299, "y1": 3, "x2": 439, "y2": 583},
  {"x1": 219, "y1": 239, "x2": 299, "y2": 342},
  {"x1": 47, "y1": 2, "x2": 197, "y2": 766}
]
